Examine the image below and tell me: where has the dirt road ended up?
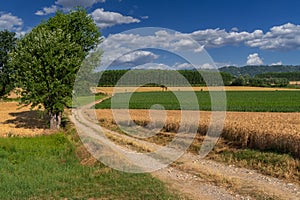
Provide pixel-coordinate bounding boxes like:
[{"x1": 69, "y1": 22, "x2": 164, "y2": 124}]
[{"x1": 70, "y1": 99, "x2": 300, "y2": 199}]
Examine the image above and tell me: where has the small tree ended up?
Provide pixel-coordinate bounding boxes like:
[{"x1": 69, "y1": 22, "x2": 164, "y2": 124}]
[
  {"x1": 10, "y1": 9, "x2": 101, "y2": 129},
  {"x1": 231, "y1": 76, "x2": 246, "y2": 86},
  {"x1": 74, "y1": 49, "x2": 102, "y2": 97},
  {"x1": 0, "y1": 30, "x2": 17, "y2": 97}
]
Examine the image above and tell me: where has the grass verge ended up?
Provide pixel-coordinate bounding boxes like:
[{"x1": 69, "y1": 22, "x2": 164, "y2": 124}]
[
  {"x1": 0, "y1": 130, "x2": 184, "y2": 199},
  {"x1": 68, "y1": 94, "x2": 106, "y2": 108},
  {"x1": 208, "y1": 146, "x2": 300, "y2": 183}
]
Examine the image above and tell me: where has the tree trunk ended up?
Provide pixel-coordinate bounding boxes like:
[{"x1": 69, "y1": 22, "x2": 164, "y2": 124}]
[
  {"x1": 49, "y1": 112, "x2": 62, "y2": 130},
  {"x1": 0, "y1": 86, "x2": 6, "y2": 97}
]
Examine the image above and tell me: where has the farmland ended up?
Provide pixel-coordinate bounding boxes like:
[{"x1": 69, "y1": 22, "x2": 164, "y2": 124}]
[
  {"x1": 95, "y1": 90, "x2": 300, "y2": 112},
  {"x1": 95, "y1": 109, "x2": 300, "y2": 158},
  {"x1": 2, "y1": 89, "x2": 300, "y2": 198},
  {"x1": 94, "y1": 88, "x2": 300, "y2": 181}
]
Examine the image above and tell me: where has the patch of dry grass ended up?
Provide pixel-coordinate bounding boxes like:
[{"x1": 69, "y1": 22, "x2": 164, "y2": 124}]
[
  {"x1": 0, "y1": 102, "x2": 46, "y2": 137},
  {"x1": 6, "y1": 88, "x2": 22, "y2": 99},
  {"x1": 94, "y1": 86, "x2": 298, "y2": 95},
  {"x1": 289, "y1": 81, "x2": 300, "y2": 85}
]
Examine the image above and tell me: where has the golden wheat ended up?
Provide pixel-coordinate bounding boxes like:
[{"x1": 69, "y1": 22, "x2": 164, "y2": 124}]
[{"x1": 95, "y1": 109, "x2": 300, "y2": 158}]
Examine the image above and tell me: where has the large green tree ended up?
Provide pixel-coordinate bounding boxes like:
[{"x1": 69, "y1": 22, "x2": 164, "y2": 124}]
[
  {"x1": 44, "y1": 8, "x2": 100, "y2": 54},
  {"x1": 10, "y1": 9, "x2": 101, "y2": 129},
  {"x1": 0, "y1": 30, "x2": 17, "y2": 97}
]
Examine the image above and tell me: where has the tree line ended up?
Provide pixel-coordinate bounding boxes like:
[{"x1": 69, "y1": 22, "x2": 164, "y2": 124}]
[
  {"x1": 97, "y1": 69, "x2": 294, "y2": 87},
  {"x1": 97, "y1": 70, "x2": 234, "y2": 86},
  {"x1": 231, "y1": 75, "x2": 289, "y2": 87},
  {"x1": 255, "y1": 72, "x2": 300, "y2": 81},
  {"x1": 230, "y1": 71, "x2": 300, "y2": 87}
]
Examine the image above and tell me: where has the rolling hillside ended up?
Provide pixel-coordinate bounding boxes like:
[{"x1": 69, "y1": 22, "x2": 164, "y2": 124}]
[{"x1": 219, "y1": 65, "x2": 300, "y2": 77}]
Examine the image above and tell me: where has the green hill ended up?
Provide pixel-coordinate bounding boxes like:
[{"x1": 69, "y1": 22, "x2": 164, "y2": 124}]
[{"x1": 219, "y1": 65, "x2": 300, "y2": 77}]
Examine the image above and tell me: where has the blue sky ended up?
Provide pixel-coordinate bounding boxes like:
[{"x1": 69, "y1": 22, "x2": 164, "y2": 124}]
[{"x1": 1, "y1": 0, "x2": 300, "y2": 68}]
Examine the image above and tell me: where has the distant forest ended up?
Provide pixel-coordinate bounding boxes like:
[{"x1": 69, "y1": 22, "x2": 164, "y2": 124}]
[
  {"x1": 255, "y1": 72, "x2": 300, "y2": 81},
  {"x1": 97, "y1": 70, "x2": 233, "y2": 86},
  {"x1": 96, "y1": 67, "x2": 300, "y2": 88}
]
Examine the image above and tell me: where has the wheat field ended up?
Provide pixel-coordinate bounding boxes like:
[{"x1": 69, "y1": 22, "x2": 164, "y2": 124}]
[{"x1": 95, "y1": 109, "x2": 300, "y2": 158}]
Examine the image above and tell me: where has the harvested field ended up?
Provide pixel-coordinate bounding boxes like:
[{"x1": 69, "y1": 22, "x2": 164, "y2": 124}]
[
  {"x1": 0, "y1": 102, "x2": 46, "y2": 137},
  {"x1": 95, "y1": 109, "x2": 300, "y2": 158},
  {"x1": 6, "y1": 89, "x2": 22, "y2": 99},
  {"x1": 93, "y1": 86, "x2": 298, "y2": 95},
  {"x1": 290, "y1": 81, "x2": 300, "y2": 85}
]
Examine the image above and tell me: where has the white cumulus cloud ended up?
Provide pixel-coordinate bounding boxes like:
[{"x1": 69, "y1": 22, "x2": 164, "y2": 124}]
[
  {"x1": 271, "y1": 61, "x2": 283, "y2": 66},
  {"x1": 99, "y1": 31, "x2": 205, "y2": 68},
  {"x1": 189, "y1": 28, "x2": 263, "y2": 48},
  {"x1": 200, "y1": 63, "x2": 214, "y2": 69},
  {"x1": 35, "y1": 5, "x2": 58, "y2": 16},
  {"x1": 246, "y1": 23, "x2": 300, "y2": 50},
  {"x1": 172, "y1": 62, "x2": 194, "y2": 70},
  {"x1": 102, "y1": 31, "x2": 202, "y2": 53},
  {"x1": 98, "y1": 23, "x2": 300, "y2": 69},
  {"x1": 91, "y1": 8, "x2": 140, "y2": 29},
  {"x1": 171, "y1": 62, "x2": 215, "y2": 69},
  {"x1": 231, "y1": 27, "x2": 239, "y2": 32},
  {"x1": 55, "y1": 0, "x2": 105, "y2": 9},
  {"x1": 246, "y1": 53, "x2": 263, "y2": 65},
  {"x1": 186, "y1": 23, "x2": 300, "y2": 51},
  {"x1": 0, "y1": 12, "x2": 23, "y2": 31},
  {"x1": 32, "y1": 3, "x2": 300, "y2": 52},
  {"x1": 133, "y1": 63, "x2": 170, "y2": 70},
  {"x1": 112, "y1": 50, "x2": 159, "y2": 67},
  {"x1": 153, "y1": 23, "x2": 300, "y2": 51},
  {"x1": 35, "y1": 0, "x2": 106, "y2": 16}
]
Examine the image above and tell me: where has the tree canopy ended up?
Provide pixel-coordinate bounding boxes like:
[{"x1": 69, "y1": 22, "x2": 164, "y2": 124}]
[
  {"x1": 0, "y1": 30, "x2": 17, "y2": 97},
  {"x1": 43, "y1": 8, "x2": 101, "y2": 54},
  {"x1": 10, "y1": 8, "x2": 101, "y2": 129}
]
